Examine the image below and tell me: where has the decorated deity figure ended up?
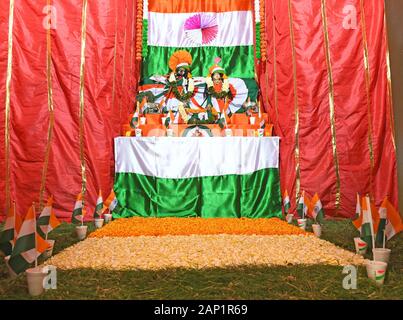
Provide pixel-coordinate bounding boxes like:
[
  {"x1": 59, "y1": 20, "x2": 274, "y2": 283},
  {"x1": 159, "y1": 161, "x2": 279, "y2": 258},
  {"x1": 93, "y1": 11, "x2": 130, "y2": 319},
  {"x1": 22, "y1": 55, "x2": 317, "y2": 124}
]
[{"x1": 205, "y1": 58, "x2": 237, "y2": 118}]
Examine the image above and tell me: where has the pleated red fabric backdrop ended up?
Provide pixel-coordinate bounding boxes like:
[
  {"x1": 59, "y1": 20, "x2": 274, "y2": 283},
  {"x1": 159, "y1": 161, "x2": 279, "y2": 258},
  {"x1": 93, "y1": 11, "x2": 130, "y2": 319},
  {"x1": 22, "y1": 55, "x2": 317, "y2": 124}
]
[
  {"x1": 260, "y1": 0, "x2": 398, "y2": 217},
  {"x1": 0, "y1": 0, "x2": 139, "y2": 220},
  {"x1": 0, "y1": 0, "x2": 398, "y2": 220}
]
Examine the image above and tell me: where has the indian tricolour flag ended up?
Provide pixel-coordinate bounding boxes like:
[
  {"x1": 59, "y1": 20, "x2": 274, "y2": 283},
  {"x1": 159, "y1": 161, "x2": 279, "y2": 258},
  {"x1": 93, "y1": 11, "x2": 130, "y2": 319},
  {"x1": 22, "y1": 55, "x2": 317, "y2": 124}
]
[
  {"x1": 8, "y1": 205, "x2": 50, "y2": 275},
  {"x1": 310, "y1": 193, "x2": 324, "y2": 224},
  {"x1": 360, "y1": 196, "x2": 380, "y2": 249},
  {"x1": 104, "y1": 190, "x2": 118, "y2": 213},
  {"x1": 0, "y1": 202, "x2": 22, "y2": 257},
  {"x1": 283, "y1": 190, "x2": 291, "y2": 215},
  {"x1": 113, "y1": 137, "x2": 282, "y2": 218},
  {"x1": 297, "y1": 191, "x2": 310, "y2": 219},
  {"x1": 72, "y1": 193, "x2": 84, "y2": 225},
  {"x1": 94, "y1": 190, "x2": 104, "y2": 219},
  {"x1": 143, "y1": 0, "x2": 255, "y2": 78},
  {"x1": 379, "y1": 197, "x2": 403, "y2": 242},
  {"x1": 37, "y1": 196, "x2": 61, "y2": 239}
]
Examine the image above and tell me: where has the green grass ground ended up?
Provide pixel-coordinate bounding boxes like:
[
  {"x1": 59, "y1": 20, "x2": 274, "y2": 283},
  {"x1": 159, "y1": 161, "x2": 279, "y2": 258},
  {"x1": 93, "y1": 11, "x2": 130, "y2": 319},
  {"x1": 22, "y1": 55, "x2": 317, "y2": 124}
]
[{"x1": 0, "y1": 220, "x2": 402, "y2": 300}]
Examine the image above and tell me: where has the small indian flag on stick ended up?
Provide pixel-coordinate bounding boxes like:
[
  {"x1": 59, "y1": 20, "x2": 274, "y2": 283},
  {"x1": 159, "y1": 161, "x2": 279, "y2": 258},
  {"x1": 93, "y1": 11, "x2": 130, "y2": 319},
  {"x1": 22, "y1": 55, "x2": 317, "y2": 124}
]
[
  {"x1": 360, "y1": 196, "x2": 380, "y2": 249},
  {"x1": 297, "y1": 191, "x2": 310, "y2": 219},
  {"x1": 103, "y1": 190, "x2": 118, "y2": 213},
  {"x1": 310, "y1": 193, "x2": 325, "y2": 224},
  {"x1": 94, "y1": 190, "x2": 104, "y2": 219},
  {"x1": 0, "y1": 201, "x2": 22, "y2": 256},
  {"x1": 37, "y1": 196, "x2": 61, "y2": 240},
  {"x1": 379, "y1": 197, "x2": 403, "y2": 242},
  {"x1": 283, "y1": 190, "x2": 291, "y2": 215},
  {"x1": 8, "y1": 204, "x2": 50, "y2": 274},
  {"x1": 72, "y1": 193, "x2": 84, "y2": 225},
  {"x1": 130, "y1": 105, "x2": 139, "y2": 129}
]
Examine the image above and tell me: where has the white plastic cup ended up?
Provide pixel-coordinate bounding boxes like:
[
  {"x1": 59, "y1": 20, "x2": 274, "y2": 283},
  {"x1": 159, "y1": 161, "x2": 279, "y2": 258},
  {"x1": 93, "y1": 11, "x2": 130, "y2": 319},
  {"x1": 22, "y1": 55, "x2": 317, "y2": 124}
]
[
  {"x1": 249, "y1": 117, "x2": 256, "y2": 125},
  {"x1": 225, "y1": 129, "x2": 232, "y2": 137},
  {"x1": 297, "y1": 218, "x2": 307, "y2": 230},
  {"x1": 104, "y1": 213, "x2": 112, "y2": 224},
  {"x1": 26, "y1": 267, "x2": 47, "y2": 296},
  {"x1": 4, "y1": 256, "x2": 17, "y2": 279},
  {"x1": 257, "y1": 129, "x2": 265, "y2": 137},
  {"x1": 366, "y1": 260, "x2": 387, "y2": 286},
  {"x1": 42, "y1": 239, "x2": 55, "y2": 259},
  {"x1": 353, "y1": 237, "x2": 368, "y2": 255},
  {"x1": 94, "y1": 218, "x2": 104, "y2": 229},
  {"x1": 140, "y1": 117, "x2": 146, "y2": 125},
  {"x1": 286, "y1": 214, "x2": 294, "y2": 224},
  {"x1": 75, "y1": 225, "x2": 88, "y2": 241},
  {"x1": 372, "y1": 248, "x2": 391, "y2": 264},
  {"x1": 312, "y1": 224, "x2": 322, "y2": 237},
  {"x1": 166, "y1": 128, "x2": 174, "y2": 137},
  {"x1": 161, "y1": 117, "x2": 167, "y2": 125},
  {"x1": 135, "y1": 128, "x2": 142, "y2": 137}
]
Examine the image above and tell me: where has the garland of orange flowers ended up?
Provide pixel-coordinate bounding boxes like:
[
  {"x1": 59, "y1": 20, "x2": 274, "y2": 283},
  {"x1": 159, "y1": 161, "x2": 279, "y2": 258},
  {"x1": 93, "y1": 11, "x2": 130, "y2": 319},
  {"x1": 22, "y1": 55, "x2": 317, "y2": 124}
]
[
  {"x1": 260, "y1": 0, "x2": 267, "y2": 61},
  {"x1": 135, "y1": 0, "x2": 143, "y2": 61},
  {"x1": 89, "y1": 217, "x2": 311, "y2": 238}
]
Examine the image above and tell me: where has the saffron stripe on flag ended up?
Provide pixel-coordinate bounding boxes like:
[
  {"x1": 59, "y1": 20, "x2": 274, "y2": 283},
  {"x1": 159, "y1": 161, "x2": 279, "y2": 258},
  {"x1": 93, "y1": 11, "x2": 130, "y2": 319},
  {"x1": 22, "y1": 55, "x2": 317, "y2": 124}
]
[{"x1": 149, "y1": 0, "x2": 253, "y2": 13}]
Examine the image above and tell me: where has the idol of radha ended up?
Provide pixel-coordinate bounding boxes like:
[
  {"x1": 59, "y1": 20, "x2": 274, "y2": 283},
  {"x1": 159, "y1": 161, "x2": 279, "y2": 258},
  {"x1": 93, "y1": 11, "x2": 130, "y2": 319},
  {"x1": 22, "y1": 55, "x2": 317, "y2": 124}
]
[{"x1": 204, "y1": 57, "x2": 237, "y2": 125}]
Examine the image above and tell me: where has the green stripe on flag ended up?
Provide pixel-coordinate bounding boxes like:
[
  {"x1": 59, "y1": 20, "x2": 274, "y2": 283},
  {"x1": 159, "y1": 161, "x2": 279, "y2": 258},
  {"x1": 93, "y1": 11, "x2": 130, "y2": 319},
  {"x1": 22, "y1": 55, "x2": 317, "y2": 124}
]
[
  {"x1": 37, "y1": 215, "x2": 50, "y2": 226},
  {"x1": 0, "y1": 228, "x2": 14, "y2": 243},
  {"x1": 376, "y1": 218, "x2": 387, "y2": 247},
  {"x1": 8, "y1": 254, "x2": 32, "y2": 275},
  {"x1": 12, "y1": 233, "x2": 35, "y2": 256},
  {"x1": 361, "y1": 223, "x2": 373, "y2": 249},
  {"x1": 142, "y1": 46, "x2": 256, "y2": 79},
  {"x1": 113, "y1": 168, "x2": 282, "y2": 219},
  {"x1": 0, "y1": 241, "x2": 12, "y2": 257}
]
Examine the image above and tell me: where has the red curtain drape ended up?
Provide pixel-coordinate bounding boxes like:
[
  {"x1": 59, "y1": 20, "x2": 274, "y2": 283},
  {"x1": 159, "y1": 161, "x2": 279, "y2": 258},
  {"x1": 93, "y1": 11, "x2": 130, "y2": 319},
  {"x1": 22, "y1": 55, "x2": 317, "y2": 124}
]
[
  {"x1": 0, "y1": 0, "x2": 139, "y2": 220},
  {"x1": 0, "y1": 0, "x2": 398, "y2": 220},
  {"x1": 260, "y1": 0, "x2": 398, "y2": 217}
]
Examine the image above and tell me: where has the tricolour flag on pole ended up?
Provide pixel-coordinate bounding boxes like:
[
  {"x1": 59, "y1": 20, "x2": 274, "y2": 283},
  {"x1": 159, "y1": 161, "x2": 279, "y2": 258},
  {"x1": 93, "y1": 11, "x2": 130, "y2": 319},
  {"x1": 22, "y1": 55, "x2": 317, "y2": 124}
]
[
  {"x1": 352, "y1": 194, "x2": 363, "y2": 232},
  {"x1": 37, "y1": 196, "x2": 61, "y2": 239},
  {"x1": 71, "y1": 193, "x2": 84, "y2": 225},
  {"x1": 94, "y1": 190, "x2": 104, "y2": 219},
  {"x1": 379, "y1": 197, "x2": 403, "y2": 241},
  {"x1": 360, "y1": 196, "x2": 379, "y2": 249},
  {"x1": 283, "y1": 190, "x2": 291, "y2": 215},
  {"x1": 8, "y1": 205, "x2": 50, "y2": 274},
  {"x1": 103, "y1": 190, "x2": 118, "y2": 213},
  {"x1": 0, "y1": 202, "x2": 22, "y2": 256},
  {"x1": 130, "y1": 108, "x2": 139, "y2": 129},
  {"x1": 310, "y1": 193, "x2": 325, "y2": 224},
  {"x1": 297, "y1": 191, "x2": 310, "y2": 219}
]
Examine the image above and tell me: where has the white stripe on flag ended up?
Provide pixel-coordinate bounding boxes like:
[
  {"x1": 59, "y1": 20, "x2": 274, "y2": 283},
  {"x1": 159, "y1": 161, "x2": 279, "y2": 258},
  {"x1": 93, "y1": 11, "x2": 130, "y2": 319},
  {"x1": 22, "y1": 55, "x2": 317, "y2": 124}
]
[
  {"x1": 18, "y1": 218, "x2": 35, "y2": 238},
  {"x1": 115, "y1": 137, "x2": 279, "y2": 179},
  {"x1": 148, "y1": 11, "x2": 253, "y2": 47},
  {"x1": 21, "y1": 248, "x2": 37, "y2": 264}
]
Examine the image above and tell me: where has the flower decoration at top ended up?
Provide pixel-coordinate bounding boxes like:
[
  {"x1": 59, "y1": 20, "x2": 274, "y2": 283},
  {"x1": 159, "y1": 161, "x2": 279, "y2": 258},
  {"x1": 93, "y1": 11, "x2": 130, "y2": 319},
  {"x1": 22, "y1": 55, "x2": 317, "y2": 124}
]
[{"x1": 184, "y1": 13, "x2": 218, "y2": 46}]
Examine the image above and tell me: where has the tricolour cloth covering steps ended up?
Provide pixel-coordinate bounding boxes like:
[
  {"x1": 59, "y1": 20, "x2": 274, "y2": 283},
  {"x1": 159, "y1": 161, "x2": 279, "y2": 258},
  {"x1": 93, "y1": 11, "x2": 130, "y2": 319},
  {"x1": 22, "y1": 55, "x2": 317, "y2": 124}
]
[{"x1": 114, "y1": 137, "x2": 282, "y2": 218}]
